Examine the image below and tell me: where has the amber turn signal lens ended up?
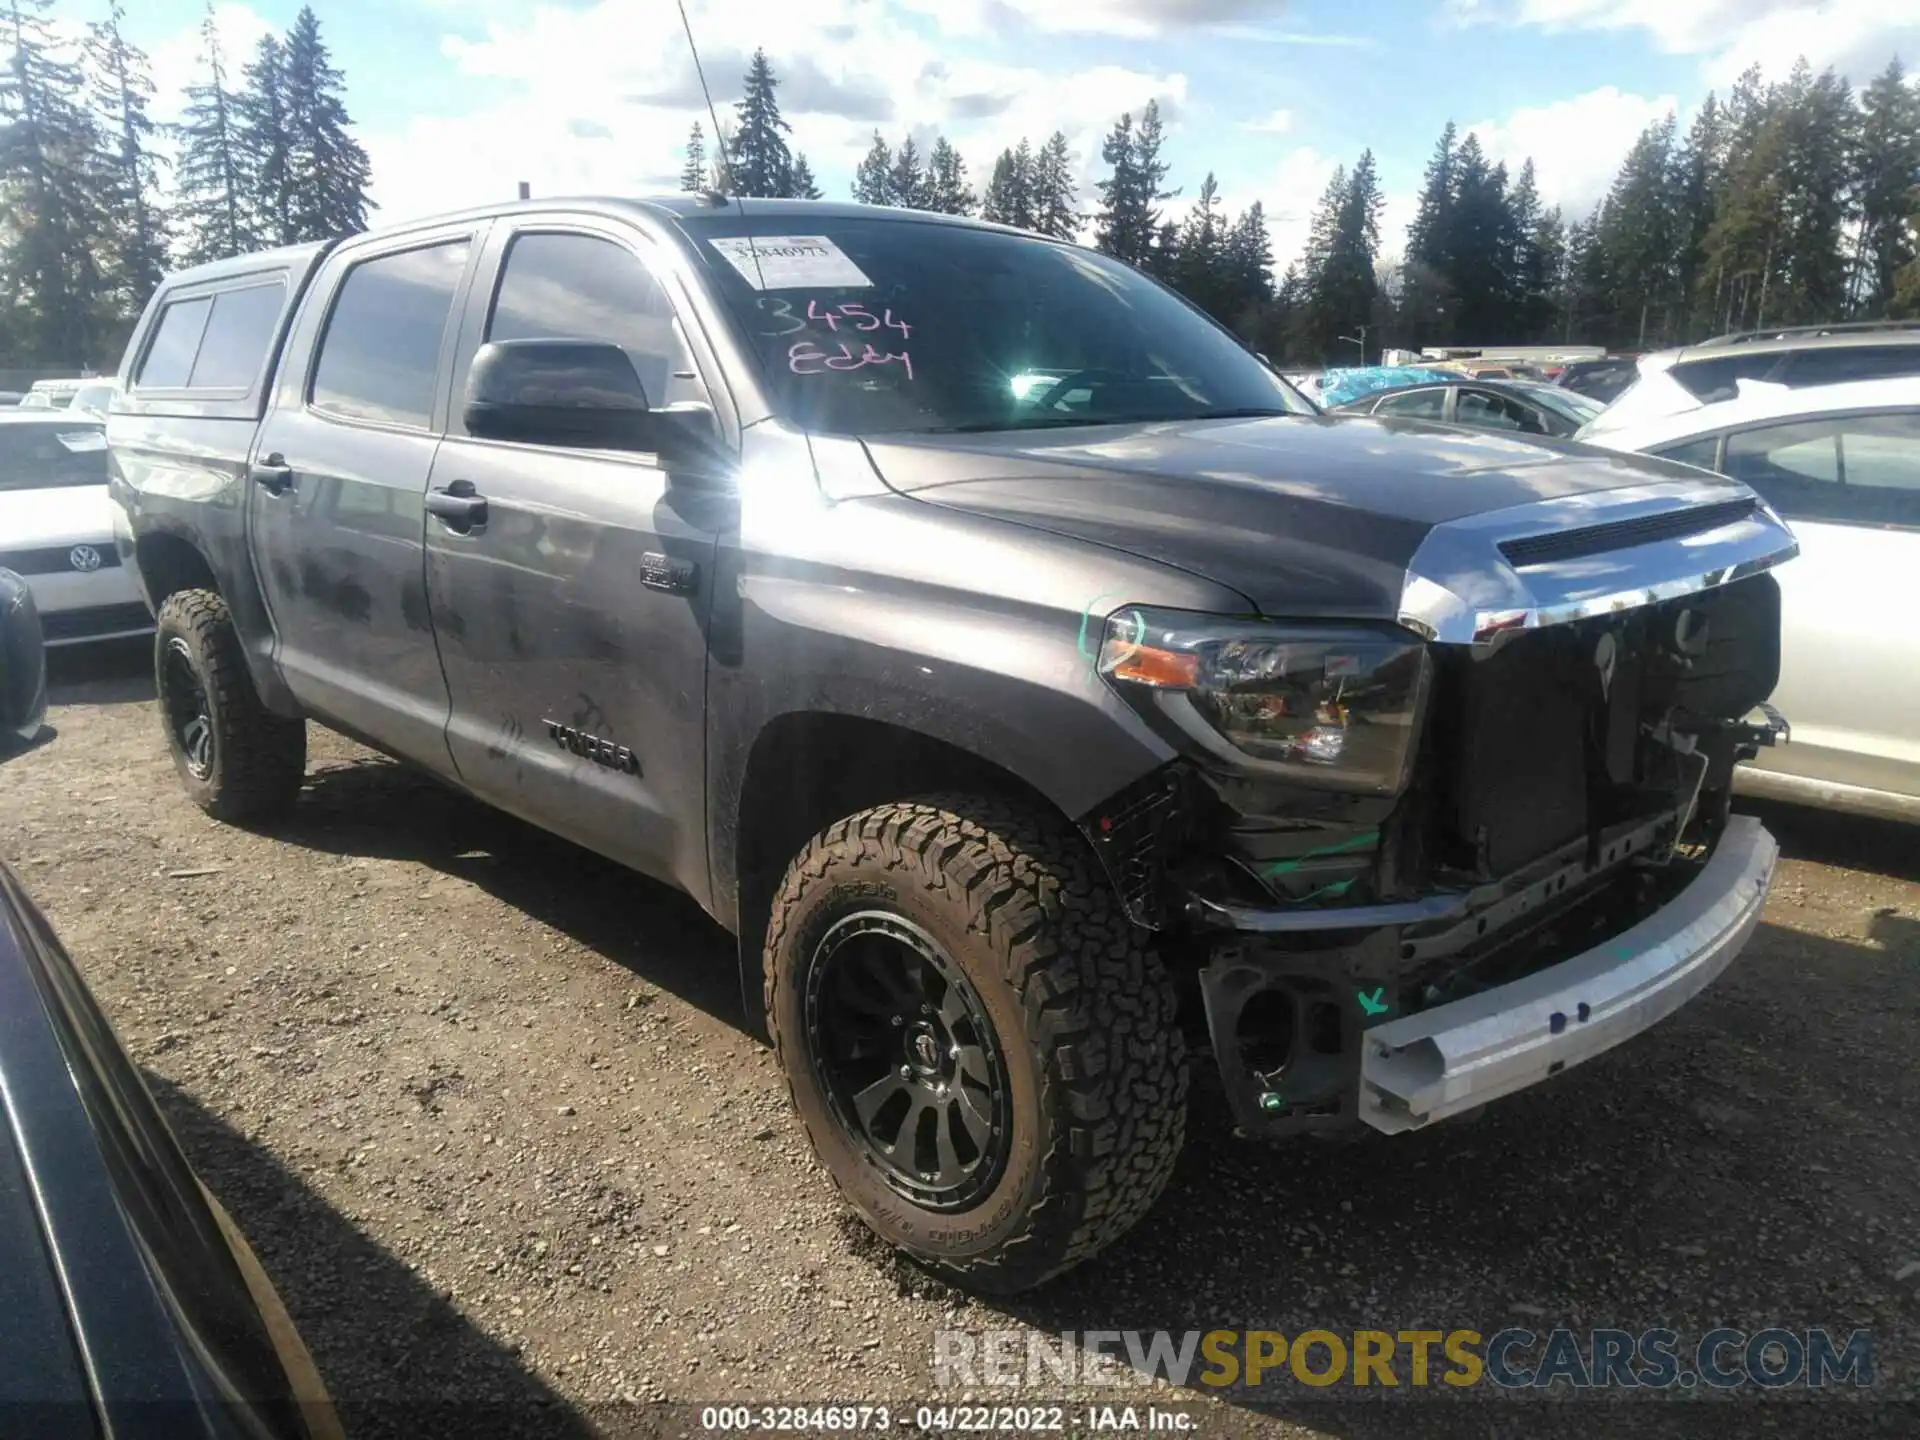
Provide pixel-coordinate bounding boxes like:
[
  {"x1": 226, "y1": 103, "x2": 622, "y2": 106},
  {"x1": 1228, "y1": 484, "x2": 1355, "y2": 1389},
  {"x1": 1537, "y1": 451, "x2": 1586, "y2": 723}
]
[{"x1": 1104, "y1": 642, "x2": 1201, "y2": 689}]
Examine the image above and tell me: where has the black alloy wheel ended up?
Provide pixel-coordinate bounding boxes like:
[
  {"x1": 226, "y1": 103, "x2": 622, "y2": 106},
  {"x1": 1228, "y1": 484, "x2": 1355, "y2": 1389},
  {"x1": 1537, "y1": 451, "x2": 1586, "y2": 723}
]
[
  {"x1": 161, "y1": 635, "x2": 214, "y2": 780},
  {"x1": 803, "y1": 910, "x2": 1012, "y2": 1211}
]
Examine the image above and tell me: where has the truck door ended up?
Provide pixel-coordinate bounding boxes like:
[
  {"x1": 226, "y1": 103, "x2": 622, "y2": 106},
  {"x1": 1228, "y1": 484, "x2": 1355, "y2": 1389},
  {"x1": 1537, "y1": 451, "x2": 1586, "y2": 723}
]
[
  {"x1": 247, "y1": 223, "x2": 483, "y2": 774},
  {"x1": 422, "y1": 221, "x2": 727, "y2": 904}
]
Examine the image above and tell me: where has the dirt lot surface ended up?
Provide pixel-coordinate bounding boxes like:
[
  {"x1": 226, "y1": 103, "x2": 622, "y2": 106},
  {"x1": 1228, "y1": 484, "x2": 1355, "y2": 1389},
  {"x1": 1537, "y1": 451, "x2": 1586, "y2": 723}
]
[{"x1": 2, "y1": 641, "x2": 1915, "y2": 1439}]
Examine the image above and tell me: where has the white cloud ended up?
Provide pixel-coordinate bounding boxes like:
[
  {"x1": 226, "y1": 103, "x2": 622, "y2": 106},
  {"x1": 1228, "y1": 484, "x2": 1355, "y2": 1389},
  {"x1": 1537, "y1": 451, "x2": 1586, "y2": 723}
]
[
  {"x1": 1248, "y1": 145, "x2": 1341, "y2": 272},
  {"x1": 345, "y1": 0, "x2": 1189, "y2": 224},
  {"x1": 1240, "y1": 107, "x2": 1294, "y2": 134},
  {"x1": 1511, "y1": 0, "x2": 1920, "y2": 84},
  {"x1": 1465, "y1": 85, "x2": 1679, "y2": 223},
  {"x1": 906, "y1": 1, "x2": 1354, "y2": 41}
]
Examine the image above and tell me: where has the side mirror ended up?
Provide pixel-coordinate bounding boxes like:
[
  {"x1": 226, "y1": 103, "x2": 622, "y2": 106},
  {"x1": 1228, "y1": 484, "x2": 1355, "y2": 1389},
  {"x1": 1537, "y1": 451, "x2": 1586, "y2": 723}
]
[
  {"x1": 0, "y1": 569, "x2": 48, "y2": 749},
  {"x1": 463, "y1": 339, "x2": 654, "y2": 449}
]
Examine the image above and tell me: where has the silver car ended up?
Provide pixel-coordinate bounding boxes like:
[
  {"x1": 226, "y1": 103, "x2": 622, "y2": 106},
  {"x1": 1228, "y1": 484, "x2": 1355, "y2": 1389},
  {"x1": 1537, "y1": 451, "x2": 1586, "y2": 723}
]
[{"x1": 1581, "y1": 375, "x2": 1920, "y2": 822}]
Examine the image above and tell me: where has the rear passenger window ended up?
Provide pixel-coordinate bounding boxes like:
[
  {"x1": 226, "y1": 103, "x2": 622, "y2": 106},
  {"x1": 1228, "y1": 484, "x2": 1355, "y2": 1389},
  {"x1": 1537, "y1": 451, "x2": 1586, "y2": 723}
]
[
  {"x1": 1653, "y1": 436, "x2": 1721, "y2": 469},
  {"x1": 187, "y1": 281, "x2": 285, "y2": 389},
  {"x1": 486, "y1": 232, "x2": 701, "y2": 408},
  {"x1": 1723, "y1": 412, "x2": 1920, "y2": 527},
  {"x1": 1375, "y1": 388, "x2": 1447, "y2": 420},
  {"x1": 1781, "y1": 346, "x2": 1920, "y2": 386},
  {"x1": 311, "y1": 240, "x2": 470, "y2": 429},
  {"x1": 1670, "y1": 354, "x2": 1778, "y2": 404},
  {"x1": 137, "y1": 297, "x2": 213, "y2": 387}
]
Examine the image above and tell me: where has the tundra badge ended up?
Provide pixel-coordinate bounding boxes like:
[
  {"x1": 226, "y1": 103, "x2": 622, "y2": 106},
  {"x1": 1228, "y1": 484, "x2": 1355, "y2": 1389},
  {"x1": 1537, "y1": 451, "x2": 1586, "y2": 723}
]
[{"x1": 543, "y1": 720, "x2": 641, "y2": 776}]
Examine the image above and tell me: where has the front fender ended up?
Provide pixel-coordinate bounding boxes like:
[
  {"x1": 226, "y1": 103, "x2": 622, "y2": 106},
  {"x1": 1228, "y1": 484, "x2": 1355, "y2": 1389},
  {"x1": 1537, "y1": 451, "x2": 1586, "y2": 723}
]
[{"x1": 705, "y1": 427, "x2": 1248, "y2": 927}]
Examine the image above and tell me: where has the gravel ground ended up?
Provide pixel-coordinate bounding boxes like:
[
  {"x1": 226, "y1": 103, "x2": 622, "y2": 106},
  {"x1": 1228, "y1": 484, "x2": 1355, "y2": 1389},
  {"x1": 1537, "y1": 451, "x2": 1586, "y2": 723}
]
[{"x1": 2, "y1": 639, "x2": 1915, "y2": 1439}]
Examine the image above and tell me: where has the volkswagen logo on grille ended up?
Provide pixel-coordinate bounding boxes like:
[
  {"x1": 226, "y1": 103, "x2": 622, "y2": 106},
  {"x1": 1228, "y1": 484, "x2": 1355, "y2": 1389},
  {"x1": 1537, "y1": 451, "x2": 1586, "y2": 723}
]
[{"x1": 68, "y1": 545, "x2": 103, "y2": 573}]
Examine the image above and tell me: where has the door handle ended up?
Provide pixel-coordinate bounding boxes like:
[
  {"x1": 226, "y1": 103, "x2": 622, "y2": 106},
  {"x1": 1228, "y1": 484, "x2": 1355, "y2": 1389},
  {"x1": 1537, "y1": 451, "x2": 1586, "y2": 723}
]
[
  {"x1": 250, "y1": 453, "x2": 293, "y2": 494},
  {"x1": 425, "y1": 480, "x2": 487, "y2": 531}
]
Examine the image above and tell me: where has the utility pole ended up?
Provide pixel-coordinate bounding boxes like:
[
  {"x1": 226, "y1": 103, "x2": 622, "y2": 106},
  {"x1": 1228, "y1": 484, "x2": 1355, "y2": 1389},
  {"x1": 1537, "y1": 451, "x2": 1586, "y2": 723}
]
[{"x1": 1337, "y1": 326, "x2": 1370, "y2": 365}]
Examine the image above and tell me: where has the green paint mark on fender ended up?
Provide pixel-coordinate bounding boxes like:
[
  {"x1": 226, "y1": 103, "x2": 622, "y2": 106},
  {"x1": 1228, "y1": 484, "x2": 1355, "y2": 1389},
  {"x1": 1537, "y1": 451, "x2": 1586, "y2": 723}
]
[{"x1": 1357, "y1": 987, "x2": 1390, "y2": 1017}]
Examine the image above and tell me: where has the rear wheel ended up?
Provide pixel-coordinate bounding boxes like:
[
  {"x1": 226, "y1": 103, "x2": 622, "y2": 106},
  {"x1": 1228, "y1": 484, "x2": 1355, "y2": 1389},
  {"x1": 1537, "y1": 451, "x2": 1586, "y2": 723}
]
[
  {"x1": 765, "y1": 795, "x2": 1187, "y2": 1293},
  {"x1": 154, "y1": 589, "x2": 306, "y2": 822}
]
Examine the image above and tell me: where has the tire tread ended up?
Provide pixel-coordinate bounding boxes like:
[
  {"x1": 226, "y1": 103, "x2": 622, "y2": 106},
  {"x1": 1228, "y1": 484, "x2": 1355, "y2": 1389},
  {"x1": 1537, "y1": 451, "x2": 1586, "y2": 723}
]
[{"x1": 765, "y1": 794, "x2": 1187, "y2": 1292}]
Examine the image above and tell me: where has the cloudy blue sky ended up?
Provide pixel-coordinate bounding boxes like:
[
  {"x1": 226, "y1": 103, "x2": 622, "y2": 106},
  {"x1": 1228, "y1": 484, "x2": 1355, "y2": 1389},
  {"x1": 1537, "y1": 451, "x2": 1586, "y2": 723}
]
[{"x1": 79, "y1": 0, "x2": 1920, "y2": 270}]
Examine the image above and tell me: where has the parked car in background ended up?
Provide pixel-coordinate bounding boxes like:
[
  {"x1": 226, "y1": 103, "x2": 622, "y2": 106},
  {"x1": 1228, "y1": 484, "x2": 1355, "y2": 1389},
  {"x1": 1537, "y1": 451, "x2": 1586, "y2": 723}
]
[
  {"x1": 1, "y1": 568, "x2": 46, "y2": 747},
  {"x1": 1584, "y1": 325, "x2": 1920, "y2": 438},
  {"x1": 1312, "y1": 363, "x2": 1459, "y2": 407},
  {"x1": 23, "y1": 378, "x2": 85, "y2": 410},
  {"x1": 1580, "y1": 375, "x2": 1920, "y2": 822},
  {"x1": 0, "y1": 412, "x2": 153, "y2": 646},
  {"x1": 67, "y1": 381, "x2": 117, "y2": 418},
  {"x1": 1331, "y1": 375, "x2": 1606, "y2": 436},
  {"x1": 0, "y1": 592, "x2": 338, "y2": 1438},
  {"x1": 1554, "y1": 357, "x2": 1640, "y2": 404}
]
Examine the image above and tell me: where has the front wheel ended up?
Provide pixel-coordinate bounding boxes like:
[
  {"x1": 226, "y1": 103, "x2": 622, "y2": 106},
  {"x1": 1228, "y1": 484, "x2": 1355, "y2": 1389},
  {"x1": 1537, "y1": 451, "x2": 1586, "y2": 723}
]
[
  {"x1": 154, "y1": 589, "x2": 306, "y2": 822},
  {"x1": 765, "y1": 795, "x2": 1188, "y2": 1293}
]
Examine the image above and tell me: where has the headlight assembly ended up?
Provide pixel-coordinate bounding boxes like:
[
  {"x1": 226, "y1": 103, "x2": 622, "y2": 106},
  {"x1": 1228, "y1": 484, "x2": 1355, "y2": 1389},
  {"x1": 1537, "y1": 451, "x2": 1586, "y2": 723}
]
[{"x1": 1097, "y1": 607, "x2": 1432, "y2": 795}]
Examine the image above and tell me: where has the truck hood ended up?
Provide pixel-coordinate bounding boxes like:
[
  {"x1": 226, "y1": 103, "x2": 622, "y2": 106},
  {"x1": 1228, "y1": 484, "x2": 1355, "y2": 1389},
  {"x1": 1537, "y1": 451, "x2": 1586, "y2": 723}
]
[{"x1": 862, "y1": 413, "x2": 1801, "y2": 641}]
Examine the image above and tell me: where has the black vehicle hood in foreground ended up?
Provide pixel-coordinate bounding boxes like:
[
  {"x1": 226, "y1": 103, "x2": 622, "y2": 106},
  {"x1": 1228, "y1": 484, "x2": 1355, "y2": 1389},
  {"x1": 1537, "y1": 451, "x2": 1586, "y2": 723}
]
[{"x1": 864, "y1": 414, "x2": 1736, "y2": 619}]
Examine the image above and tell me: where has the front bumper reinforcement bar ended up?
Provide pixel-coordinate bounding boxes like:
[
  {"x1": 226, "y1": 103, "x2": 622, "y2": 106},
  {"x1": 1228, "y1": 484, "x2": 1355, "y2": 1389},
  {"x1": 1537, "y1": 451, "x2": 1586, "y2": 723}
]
[{"x1": 1357, "y1": 816, "x2": 1777, "y2": 1134}]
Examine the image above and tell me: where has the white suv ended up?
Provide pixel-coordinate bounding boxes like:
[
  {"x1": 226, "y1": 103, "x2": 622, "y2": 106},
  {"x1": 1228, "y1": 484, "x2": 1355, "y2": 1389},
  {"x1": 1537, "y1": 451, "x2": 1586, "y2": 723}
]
[{"x1": 1580, "y1": 375, "x2": 1920, "y2": 822}]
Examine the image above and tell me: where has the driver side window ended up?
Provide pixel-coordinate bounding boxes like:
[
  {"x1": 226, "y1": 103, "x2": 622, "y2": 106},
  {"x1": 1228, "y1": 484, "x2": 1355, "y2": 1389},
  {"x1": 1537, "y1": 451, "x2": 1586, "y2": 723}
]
[{"x1": 486, "y1": 231, "x2": 706, "y2": 410}]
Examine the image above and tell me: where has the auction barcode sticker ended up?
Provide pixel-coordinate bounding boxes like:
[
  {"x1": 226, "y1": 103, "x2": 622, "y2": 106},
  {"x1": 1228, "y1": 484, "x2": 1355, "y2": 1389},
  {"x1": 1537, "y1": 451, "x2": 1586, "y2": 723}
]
[{"x1": 709, "y1": 235, "x2": 873, "y2": 290}]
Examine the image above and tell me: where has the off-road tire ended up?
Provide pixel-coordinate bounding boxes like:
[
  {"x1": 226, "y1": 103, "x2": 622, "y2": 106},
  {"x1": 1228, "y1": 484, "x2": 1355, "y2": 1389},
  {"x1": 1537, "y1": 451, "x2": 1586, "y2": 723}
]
[
  {"x1": 154, "y1": 588, "x2": 306, "y2": 822},
  {"x1": 765, "y1": 794, "x2": 1188, "y2": 1293}
]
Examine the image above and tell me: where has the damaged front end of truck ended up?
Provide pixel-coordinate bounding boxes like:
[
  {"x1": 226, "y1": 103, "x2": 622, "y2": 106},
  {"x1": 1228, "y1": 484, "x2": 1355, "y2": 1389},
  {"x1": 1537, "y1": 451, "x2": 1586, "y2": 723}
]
[{"x1": 1082, "y1": 478, "x2": 1798, "y2": 1139}]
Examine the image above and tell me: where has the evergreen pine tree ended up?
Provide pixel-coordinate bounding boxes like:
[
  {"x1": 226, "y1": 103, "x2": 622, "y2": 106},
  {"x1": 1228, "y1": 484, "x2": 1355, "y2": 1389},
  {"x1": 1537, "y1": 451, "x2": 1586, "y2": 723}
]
[
  {"x1": 1316, "y1": 150, "x2": 1383, "y2": 359},
  {"x1": 280, "y1": 7, "x2": 371, "y2": 241},
  {"x1": 1031, "y1": 131, "x2": 1078, "y2": 239},
  {"x1": 981, "y1": 146, "x2": 1026, "y2": 226},
  {"x1": 1770, "y1": 62, "x2": 1856, "y2": 323},
  {"x1": 1174, "y1": 171, "x2": 1228, "y2": 317},
  {"x1": 1597, "y1": 112, "x2": 1681, "y2": 347},
  {"x1": 1146, "y1": 219, "x2": 1179, "y2": 281},
  {"x1": 1406, "y1": 121, "x2": 1457, "y2": 272},
  {"x1": 887, "y1": 135, "x2": 927, "y2": 209},
  {"x1": 83, "y1": 0, "x2": 166, "y2": 314},
  {"x1": 1854, "y1": 59, "x2": 1920, "y2": 312},
  {"x1": 173, "y1": 2, "x2": 252, "y2": 264},
  {"x1": 1529, "y1": 203, "x2": 1568, "y2": 342},
  {"x1": 1225, "y1": 202, "x2": 1275, "y2": 316},
  {"x1": 1505, "y1": 158, "x2": 1548, "y2": 340},
  {"x1": 730, "y1": 49, "x2": 791, "y2": 198},
  {"x1": 852, "y1": 131, "x2": 891, "y2": 204},
  {"x1": 680, "y1": 121, "x2": 706, "y2": 192},
  {"x1": 0, "y1": 0, "x2": 111, "y2": 365},
  {"x1": 232, "y1": 34, "x2": 292, "y2": 245},
  {"x1": 1094, "y1": 100, "x2": 1174, "y2": 266},
  {"x1": 1442, "y1": 134, "x2": 1517, "y2": 343},
  {"x1": 1675, "y1": 94, "x2": 1727, "y2": 335},
  {"x1": 787, "y1": 152, "x2": 821, "y2": 200},
  {"x1": 924, "y1": 137, "x2": 974, "y2": 215}
]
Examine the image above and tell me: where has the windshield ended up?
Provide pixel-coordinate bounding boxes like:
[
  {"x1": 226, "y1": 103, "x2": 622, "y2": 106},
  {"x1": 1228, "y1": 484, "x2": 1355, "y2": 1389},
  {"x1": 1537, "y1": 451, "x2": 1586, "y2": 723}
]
[
  {"x1": 675, "y1": 214, "x2": 1312, "y2": 436},
  {"x1": 0, "y1": 423, "x2": 108, "y2": 491},
  {"x1": 1511, "y1": 380, "x2": 1604, "y2": 426}
]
